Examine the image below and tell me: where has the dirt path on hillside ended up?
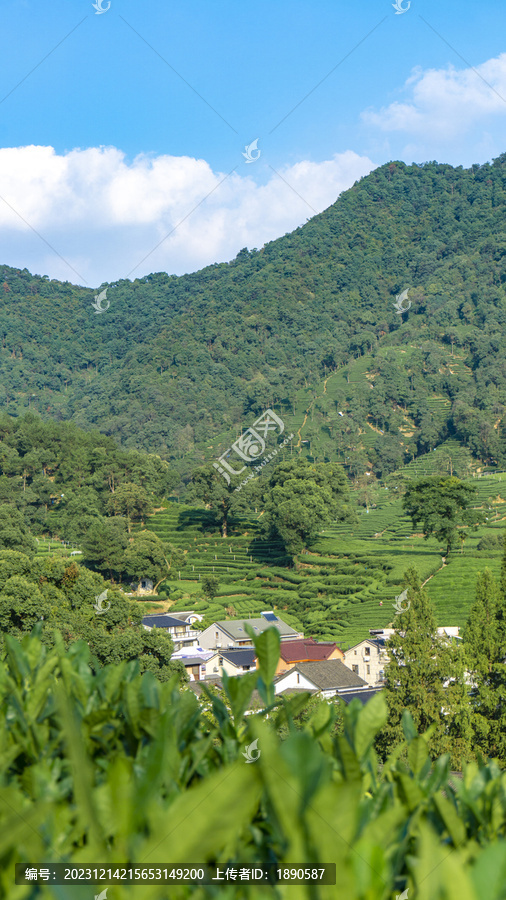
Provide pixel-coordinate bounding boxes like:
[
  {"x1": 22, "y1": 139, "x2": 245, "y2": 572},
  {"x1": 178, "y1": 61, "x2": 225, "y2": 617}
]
[
  {"x1": 296, "y1": 372, "x2": 337, "y2": 447},
  {"x1": 422, "y1": 557, "x2": 446, "y2": 587},
  {"x1": 296, "y1": 412, "x2": 309, "y2": 447}
]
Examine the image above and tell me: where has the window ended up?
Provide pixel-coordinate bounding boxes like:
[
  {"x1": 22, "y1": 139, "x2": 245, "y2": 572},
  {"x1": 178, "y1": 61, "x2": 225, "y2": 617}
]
[
  {"x1": 354, "y1": 650, "x2": 357, "y2": 656},
  {"x1": 296, "y1": 673, "x2": 300, "y2": 684},
  {"x1": 364, "y1": 646, "x2": 370, "y2": 656},
  {"x1": 219, "y1": 657, "x2": 223, "y2": 665},
  {"x1": 352, "y1": 665, "x2": 359, "y2": 674},
  {"x1": 215, "y1": 631, "x2": 219, "y2": 639},
  {"x1": 366, "y1": 665, "x2": 370, "y2": 675}
]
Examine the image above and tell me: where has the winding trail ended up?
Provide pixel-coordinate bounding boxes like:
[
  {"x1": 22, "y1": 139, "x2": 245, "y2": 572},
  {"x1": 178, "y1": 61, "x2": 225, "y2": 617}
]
[
  {"x1": 422, "y1": 557, "x2": 446, "y2": 587},
  {"x1": 296, "y1": 372, "x2": 338, "y2": 448}
]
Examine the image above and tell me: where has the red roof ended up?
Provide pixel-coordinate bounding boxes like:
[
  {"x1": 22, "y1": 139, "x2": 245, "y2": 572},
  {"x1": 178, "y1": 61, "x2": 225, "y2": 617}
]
[{"x1": 279, "y1": 638, "x2": 338, "y2": 663}]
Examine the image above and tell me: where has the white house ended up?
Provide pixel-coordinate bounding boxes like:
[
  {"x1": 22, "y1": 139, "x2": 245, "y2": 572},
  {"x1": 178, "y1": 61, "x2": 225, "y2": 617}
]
[
  {"x1": 172, "y1": 648, "x2": 214, "y2": 682},
  {"x1": 169, "y1": 611, "x2": 204, "y2": 627},
  {"x1": 273, "y1": 659, "x2": 368, "y2": 700},
  {"x1": 205, "y1": 648, "x2": 256, "y2": 678},
  {"x1": 141, "y1": 613, "x2": 201, "y2": 651}
]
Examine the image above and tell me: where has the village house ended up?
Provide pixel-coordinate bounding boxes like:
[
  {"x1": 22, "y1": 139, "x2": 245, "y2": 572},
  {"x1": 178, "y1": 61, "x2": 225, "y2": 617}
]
[
  {"x1": 358, "y1": 627, "x2": 464, "y2": 686},
  {"x1": 132, "y1": 578, "x2": 154, "y2": 595},
  {"x1": 269, "y1": 637, "x2": 344, "y2": 677},
  {"x1": 170, "y1": 646, "x2": 213, "y2": 681},
  {"x1": 205, "y1": 647, "x2": 257, "y2": 678},
  {"x1": 369, "y1": 627, "x2": 461, "y2": 641},
  {"x1": 343, "y1": 638, "x2": 389, "y2": 687},
  {"x1": 169, "y1": 611, "x2": 204, "y2": 627},
  {"x1": 198, "y1": 611, "x2": 302, "y2": 651},
  {"x1": 273, "y1": 659, "x2": 369, "y2": 700},
  {"x1": 141, "y1": 613, "x2": 202, "y2": 651},
  {"x1": 177, "y1": 653, "x2": 212, "y2": 682}
]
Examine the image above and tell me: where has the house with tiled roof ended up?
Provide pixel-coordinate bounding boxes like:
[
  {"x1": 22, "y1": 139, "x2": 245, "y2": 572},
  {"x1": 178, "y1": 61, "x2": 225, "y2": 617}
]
[
  {"x1": 170, "y1": 646, "x2": 213, "y2": 681},
  {"x1": 205, "y1": 647, "x2": 257, "y2": 678},
  {"x1": 269, "y1": 638, "x2": 344, "y2": 676},
  {"x1": 273, "y1": 659, "x2": 368, "y2": 699},
  {"x1": 198, "y1": 612, "x2": 302, "y2": 651},
  {"x1": 141, "y1": 613, "x2": 201, "y2": 651},
  {"x1": 169, "y1": 611, "x2": 204, "y2": 626}
]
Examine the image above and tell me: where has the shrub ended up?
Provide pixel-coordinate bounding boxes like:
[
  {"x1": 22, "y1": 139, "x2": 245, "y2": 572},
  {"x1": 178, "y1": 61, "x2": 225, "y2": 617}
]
[{"x1": 477, "y1": 533, "x2": 503, "y2": 550}]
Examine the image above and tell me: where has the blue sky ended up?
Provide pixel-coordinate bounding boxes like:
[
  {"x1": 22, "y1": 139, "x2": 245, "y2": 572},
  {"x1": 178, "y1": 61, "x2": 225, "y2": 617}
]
[{"x1": 1, "y1": 0, "x2": 506, "y2": 286}]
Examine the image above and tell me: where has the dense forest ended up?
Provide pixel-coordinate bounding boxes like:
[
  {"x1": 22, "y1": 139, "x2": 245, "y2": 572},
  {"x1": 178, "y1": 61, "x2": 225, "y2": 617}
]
[
  {"x1": 0, "y1": 415, "x2": 188, "y2": 679},
  {"x1": 2, "y1": 155, "x2": 506, "y2": 480}
]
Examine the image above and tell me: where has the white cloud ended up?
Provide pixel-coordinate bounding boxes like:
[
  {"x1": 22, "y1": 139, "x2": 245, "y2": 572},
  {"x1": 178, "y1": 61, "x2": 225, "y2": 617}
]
[
  {"x1": 362, "y1": 53, "x2": 506, "y2": 139},
  {"x1": 0, "y1": 145, "x2": 375, "y2": 286}
]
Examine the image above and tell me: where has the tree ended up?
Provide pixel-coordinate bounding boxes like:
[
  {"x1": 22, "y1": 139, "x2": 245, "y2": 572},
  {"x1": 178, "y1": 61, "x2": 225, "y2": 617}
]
[
  {"x1": 189, "y1": 465, "x2": 239, "y2": 538},
  {"x1": 0, "y1": 504, "x2": 37, "y2": 554},
  {"x1": 107, "y1": 483, "x2": 153, "y2": 531},
  {"x1": 259, "y1": 459, "x2": 354, "y2": 557},
  {"x1": 0, "y1": 549, "x2": 32, "y2": 587},
  {"x1": 0, "y1": 575, "x2": 48, "y2": 636},
  {"x1": 86, "y1": 625, "x2": 185, "y2": 682},
  {"x1": 201, "y1": 575, "x2": 220, "y2": 601},
  {"x1": 123, "y1": 531, "x2": 185, "y2": 591},
  {"x1": 372, "y1": 433, "x2": 404, "y2": 478},
  {"x1": 375, "y1": 567, "x2": 472, "y2": 768},
  {"x1": 51, "y1": 488, "x2": 103, "y2": 542},
  {"x1": 402, "y1": 476, "x2": 481, "y2": 555},
  {"x1": 354, "y1": 472, "x2": 380, "y2": 512},
  {"x1": 463, "y1": 566, "x2": 506, "y2": 762},
  {"x1": 82, "y1": 518, "x2": 129, "y2": 581}
]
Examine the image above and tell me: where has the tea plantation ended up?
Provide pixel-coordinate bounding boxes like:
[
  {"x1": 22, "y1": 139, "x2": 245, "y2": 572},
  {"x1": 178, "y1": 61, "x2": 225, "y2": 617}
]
[{"x1": 139, "y1": 469, "x2": 506, "y2": 648}]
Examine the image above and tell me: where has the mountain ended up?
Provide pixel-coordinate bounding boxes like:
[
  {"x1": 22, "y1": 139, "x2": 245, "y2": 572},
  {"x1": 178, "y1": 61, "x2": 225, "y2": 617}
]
[{"x1": 2, "y1": 155, "x2": 506, "y2": 480}]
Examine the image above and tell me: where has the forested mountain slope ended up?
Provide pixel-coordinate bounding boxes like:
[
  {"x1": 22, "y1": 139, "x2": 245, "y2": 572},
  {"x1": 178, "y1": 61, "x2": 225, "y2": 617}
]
[{"x1": 2, "y1": 155, "x2": 506, "y2": 476}]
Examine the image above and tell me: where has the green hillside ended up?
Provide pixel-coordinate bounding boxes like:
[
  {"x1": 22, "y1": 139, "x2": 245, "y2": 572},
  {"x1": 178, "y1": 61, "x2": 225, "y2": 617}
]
[{"x1": 2, "y1": 155, "x2": 506, "y2": 482}]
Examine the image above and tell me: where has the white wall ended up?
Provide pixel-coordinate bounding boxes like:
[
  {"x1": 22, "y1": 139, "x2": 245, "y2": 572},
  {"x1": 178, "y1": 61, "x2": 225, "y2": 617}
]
[
  {"x1": 343, "y1": 640, "x2": 388, "y2": 686},
  {"x1": 274, "y1": 669, "x2": 316, "y2": 695}
]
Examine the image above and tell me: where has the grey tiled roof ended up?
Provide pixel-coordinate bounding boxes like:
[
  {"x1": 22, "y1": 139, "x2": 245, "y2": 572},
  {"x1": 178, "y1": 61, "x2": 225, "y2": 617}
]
[
  {"x1": 279, "y1": 660, "x2": 368, "y2": 691},
  {"x1": 217, "y1": 648, "x2": 256, "y2": 667},
  {"x1": 214, "y1": 618, "x2": 300, "y2": 640}
]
